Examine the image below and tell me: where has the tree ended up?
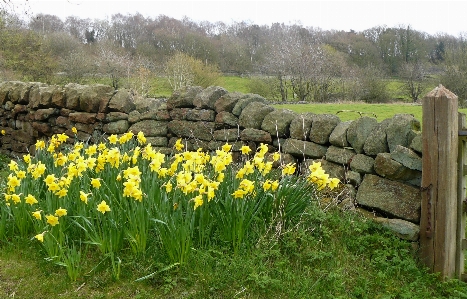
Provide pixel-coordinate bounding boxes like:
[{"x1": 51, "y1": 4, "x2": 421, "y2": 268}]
[
  {"x1": 165, "y1": 52, "x2": 220, "y2": 91},
  {"x1": 400, "y1": 61, "x2": 426, "y2": 102}
]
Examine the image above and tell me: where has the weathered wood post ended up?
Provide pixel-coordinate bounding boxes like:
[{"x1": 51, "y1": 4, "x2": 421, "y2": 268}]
[
  {"x1": 420, "y1": 85, "x2": 458, "y2": 279},
  {"x1": 457, "y1": 113, "x2": 466, "y2": 280}
]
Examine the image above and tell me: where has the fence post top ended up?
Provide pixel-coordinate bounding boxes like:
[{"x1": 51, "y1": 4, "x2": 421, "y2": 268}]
[{"x1": 424, "y1": 84, "x2": 458, "y2": 100}]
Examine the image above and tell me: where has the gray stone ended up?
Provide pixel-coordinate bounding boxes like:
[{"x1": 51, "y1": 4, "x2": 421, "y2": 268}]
[
  {"x1": 261, "y1": 109, "x2": 297, "y2": 137},
  {"x1": 167, "y1": 86, "x2": 203, "y2": 109},
  {"x1": 28, "y1": 84, "x2": 62, "y2": 109},
  {"x1": 134, "y1": 97, "x2": 167, "y2": 113},
  {"x1": 108, "y1": 89, "x2": 136, "y2": 114},
  {"x1": 374, "y1": 153, "x2": 422, "y2": 182},
  {"x1": 363, "y1": 118, "x2": 391, "y2": 155},
  {"x1": 325, "y1": 145, "x2": 356, "y2": 165},
  {"x1": 409, "y1": 132, "x2": 422, "y2": 154},
  {"x1": 140, "y1": 109, "x2": 171, "y2": 121},
  {"x1": 289, "y1": 113, "x2": 314, "y2": 141},
  {"x1": 373, "y1": 218, "x2": 420, "y2": 241},
  {"x1": 213, "y1": 128, "x2": 241, "y2": 141},
  {"x1": 350, "y1": 154, "x2": 375, "y2": 174},
  {"x1": 215, "y1": 111, "x2": 239, "y2": 128},
  {"x1": 129, "y1": 120, "x2": 168, "y2": 137},
  {"x1": 186, "y1": 109, "x2": 216, "y2": 122},
  {"x1": 346, "y1": 171, "x2": 362, "y2": 186},
  {"x1": 105, "y1": 112, "x2": 128, "y2": 123},
  {"x1": 145, "y1": 137, "x2": 168, "y2": 147},
  {"x1": 283, "y1": 139, "x2": 328, "y2": 159},
  {"x1": 34, "y1": 108, "x2": 58, "y2": 121},
  {"x1": 309, "y1": 114, "x2": 341, "y2": 145},
  {"x1": 80, "y1": 84, "x2": 113, "y2": 113},
  {"x1": 347, "y1": 117, "x2": 378, "y2": 154},
  {"x1": 390, "y1": 145, "x2": 422, "y2": 171},
  {"x1": 238, "y1": 102, "x2": 275, "y2": 129},
  {"x1": 103, "y1": 120, "x2": 129, "y2": 134},
  {"x1": 64, "y1": 83, "x2": 85, "y2": 110},
  {"x1": 8, "y1": 81, "x2": 33, "y2": 104},
  {"x1": 356, "y1": 174, "x2": 421, "y2": 223},
  {"x1": 386, "y1": 114, "x2": 420, "y2": 152},
  {"x1": 168, "y1": 120, "x2": 215, "y2": 141},
  {"x1": 240, "y1": 128, "x2": 272, "y2": 143},
  {"x1": 69, "y1": 112, "x2": 97, "y2": 124},
  {"x1": 214, "y1": 92, "x2": 244, "y2": 113},
  {"x1": 232, "y1": 93, "x2": 268, "y2": 116},
  {"x1": 128, "y1": 110, "x2": 141, "y2": 123},
  {"x1": 193, "y1": 86, "x2": 228, "y2": 109},
  {"x1": 169, "y1": 108, "x2": 191, "y2": 120},
  {"x1": 329, "y1": 120, "x2": 352, "y2": 147}
]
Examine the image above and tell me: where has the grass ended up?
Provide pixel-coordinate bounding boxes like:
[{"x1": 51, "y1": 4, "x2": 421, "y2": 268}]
[
  {"x1": 1, "y1": 152, "x2": 467, "y2": 298},
  {"x1": 273, "y1": 102, "x2": 467, "y2": 123},
  {"x1": 2, "y1": 201, "x2": 467, "y2": 298}
]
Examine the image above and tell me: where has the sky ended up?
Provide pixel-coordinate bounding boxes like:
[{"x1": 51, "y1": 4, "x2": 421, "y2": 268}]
[{"x1": 10, "y1": 0, "x2": 467, "y2": 36}]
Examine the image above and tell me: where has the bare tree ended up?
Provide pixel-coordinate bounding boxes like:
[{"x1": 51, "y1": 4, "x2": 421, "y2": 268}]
[{"x1": 400, "y1": 61, "x2": 426, "y2": 102}]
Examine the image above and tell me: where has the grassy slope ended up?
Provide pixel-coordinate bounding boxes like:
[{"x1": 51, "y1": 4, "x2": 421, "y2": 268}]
[{"x1": 1, "y1": 203, "x2": 467, "y2": 299}]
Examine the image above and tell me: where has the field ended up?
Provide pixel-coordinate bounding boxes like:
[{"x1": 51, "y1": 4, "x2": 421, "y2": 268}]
[{"x1": 274, "y1": 103, "x2": 467, "y2": 123}]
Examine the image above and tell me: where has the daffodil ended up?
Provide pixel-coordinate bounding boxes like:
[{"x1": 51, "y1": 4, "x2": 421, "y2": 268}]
[
  {"x1": 55, "y1": 207, "x2": 67, "y2": 217},
  {"x1": 1, "y1": 129, "x2": 5, "y2": 135},
  {"x1": 32, "y1": 210, "x2": 42, "y2": 220},
  {"x1": 72, "y1": 127, "x2": 77, "y2": 134},
  {"x1": 165, "y1": 181, "x2": 173, "y2": 193},
  {"x1": 23, "y1": 154, "x2": 31, "y2": 164},
  {"x1": 80, "y1": 191, "x2": 90, "y2": 204},
  {"x1": 241, "y1": 145, "x2": 252, "y2": 155},
  {"x1": 11, "y1": 194, "x2": 21, "y2": 204},
  {"x1": 8, "y1": 160, "x2": 18, "y2": 171},
  {"x1": 34, "y1": 232, "x2": 45, "y2": 242},
  {"x1": 25, "y1": 194, "x2": 38, "y2": 205},
  {"x1": 91, "y1": 178, "x2": 101, "y2": 189},
  {"x1": 328, "y1": 177, "x2": 340, "y2": 190},
  {"x1": 46, "y1": 215, "x2": 59, "y2": 226},
  {"x1": 222, "y1": 143, "x2": 232, "y2": 152},
  {"x1": 174, "y1": 139, "x2": 184, "y2": 151},
  {"x1": 193, "y1": 195, "x2": 204, "y2": 210},
  {"x1": 282, "y1": 163, "x2": 296, "y2": 176},
  {"x1": 97, "y1": 200, "x2": 111, "y2": 214},
  {"x1": 35, "y1": 140, "x2": 46, "y2": 150},
  {"x1": 137, "y1": 131, "x2": 146, "y2": 144},
  {"x1": 108, "y1": 134, "x2": 118, "y2": 144}
]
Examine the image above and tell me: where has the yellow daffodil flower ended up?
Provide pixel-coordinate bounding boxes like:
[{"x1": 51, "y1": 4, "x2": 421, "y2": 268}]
[
  {"x1": 25, "y1": 194, "x2": 38, "y2": 205},
  {"x1": 55, "y1": 207, "x2": 67, "y2": 217},
  {"x1": 46, "y1": 215, "x2": 59, "y2": 226},
  {"x1": 32, "y1": 210, "x2": 42, "y2": 220},
  {"x1": 91, "y1": 178, "x2": 101, "y2": 188},
  {"x1": 97, "y1": 200, "x2": 111, "y2": 214},
  {"x1": 34, "y1": 232, "x2": 45, "y2": 242},
  {"x1": 241, "y1": 145, "x2": 252, "y2": 155}
]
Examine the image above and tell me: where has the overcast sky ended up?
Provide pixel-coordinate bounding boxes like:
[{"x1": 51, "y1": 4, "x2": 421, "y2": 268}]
[{"x1": 12, "y1": 0, "x2": 467, "y2": 36}]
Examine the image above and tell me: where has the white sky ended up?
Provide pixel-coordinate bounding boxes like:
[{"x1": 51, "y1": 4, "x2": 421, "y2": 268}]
[{"x1": 12, "y1": 0, "x2": 467, "y2": 36}]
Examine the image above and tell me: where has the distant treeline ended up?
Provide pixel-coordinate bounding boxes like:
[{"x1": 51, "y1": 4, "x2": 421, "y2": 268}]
[{"x1": 1, "y1": 10, "x2": 467, "y2": 103}]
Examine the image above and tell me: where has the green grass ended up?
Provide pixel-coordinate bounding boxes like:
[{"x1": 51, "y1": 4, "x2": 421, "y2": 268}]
[
  {"x1": 1, "y1": 200, "x2": 467, "y2": 298},
  {"x1": 274, "y1": 103, "x2": 467, "y2": 123}
]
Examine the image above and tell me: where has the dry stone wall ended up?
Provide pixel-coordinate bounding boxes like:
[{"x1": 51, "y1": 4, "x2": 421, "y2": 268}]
[{"x1": 0, "y1": 81, "x2": 423, "y2": 241}]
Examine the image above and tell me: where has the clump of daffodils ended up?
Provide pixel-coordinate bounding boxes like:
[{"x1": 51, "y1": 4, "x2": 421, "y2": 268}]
[{"x1": 1, "y1": 131, "x2": 339, "y2": 246}]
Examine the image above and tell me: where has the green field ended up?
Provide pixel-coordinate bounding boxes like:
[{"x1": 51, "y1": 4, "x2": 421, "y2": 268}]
[{"x1": 274, "y1": 103, "x2": 467, "y2": 123}]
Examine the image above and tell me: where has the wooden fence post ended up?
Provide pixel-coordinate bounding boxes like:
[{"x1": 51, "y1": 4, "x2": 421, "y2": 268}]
[
  {"x1": 457, "y1": 113, "x2": 466, "y2": 280},
  {"x1": 420, "y1": 84, "x2": 458, "y2": 279}
]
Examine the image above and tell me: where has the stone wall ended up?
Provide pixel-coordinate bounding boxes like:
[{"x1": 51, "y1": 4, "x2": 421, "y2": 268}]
[{"x1": 0, "y1": 81, "x2": 422, "y2": 241}]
